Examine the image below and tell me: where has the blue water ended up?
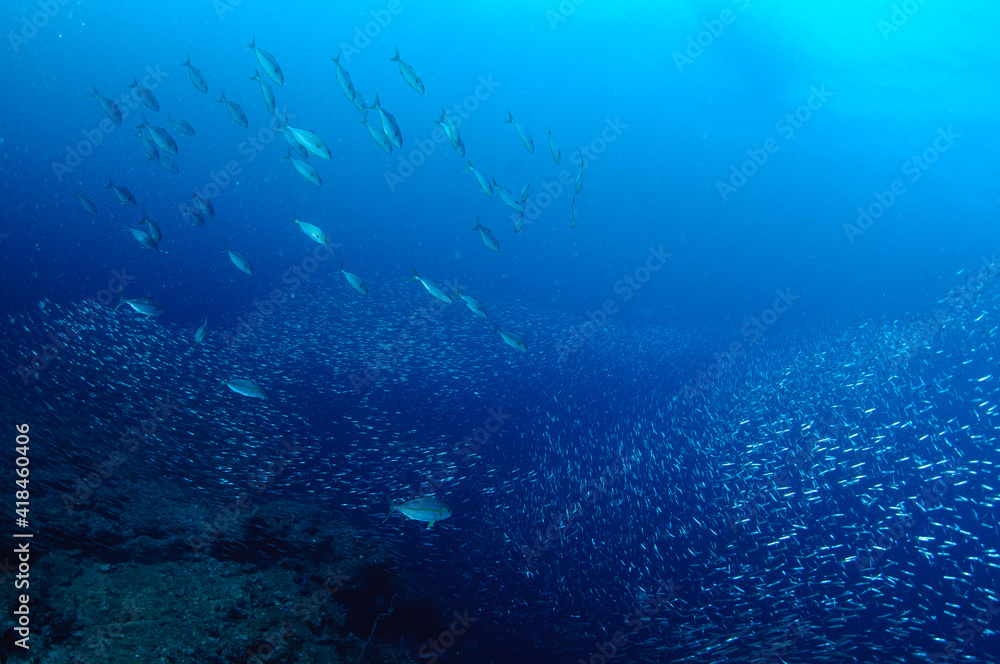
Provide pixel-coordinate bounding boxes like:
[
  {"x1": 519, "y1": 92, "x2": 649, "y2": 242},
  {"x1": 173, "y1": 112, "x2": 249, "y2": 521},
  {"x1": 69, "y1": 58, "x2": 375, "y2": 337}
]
[{"x1": 4, "y1": 1, "x2": 1000, "y2": 663}]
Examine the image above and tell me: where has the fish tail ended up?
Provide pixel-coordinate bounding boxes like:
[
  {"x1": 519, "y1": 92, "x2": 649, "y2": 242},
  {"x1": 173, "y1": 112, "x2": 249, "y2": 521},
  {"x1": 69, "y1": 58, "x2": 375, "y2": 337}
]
[
  {"x1": 332, "y1": 49, "x2": 342, "y2": 63},
  {"x1": 217, "y1": 90, "x2": 226, "y2": 103},
  {"x1": 105, "y1": 177, "x2": 113, "y2": 189},
  {"x1": 390, "y1": 47, "x2": 400, "y2": 61},
  {"x1": 249, "y1": 69, "x2": 259, "y2": 81},
  {"x1": 128, "y1": 76, "x2": 137, "y2": 88},
  {"x1": 246, "y1": 34, "x2": 255, "y2": 50},
  {"x1": 492, "y1": 324, "x2": 500, "y2": 334},
  {"x1": 383, "y1": 497, "x2": 396, "y2": 523},
  {"x1": 505, "y1": 111, "x2": 513, "y2": 124},
  {"x1": 473, "y1": 217, "x2": 481, "y2": 231},
  {"x1": 86, "y1": 85, "x2": 98, "y2": 98},
  {"x1": 281, "y1": 148, "x2": 290, "y2": 161},
  {"x1": 181, "y1": 54, "x2": 190, "y2": 66},
  {"x1": 407, "y1": 267, "x2": 419, "y2": 282}
]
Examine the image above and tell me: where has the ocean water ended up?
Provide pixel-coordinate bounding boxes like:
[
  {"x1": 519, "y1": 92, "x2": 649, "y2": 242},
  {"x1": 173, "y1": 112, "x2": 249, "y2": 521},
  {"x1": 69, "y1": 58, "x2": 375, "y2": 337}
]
[{"x1": 3, "y1": 1, "x2": 1000, "y2": 662}]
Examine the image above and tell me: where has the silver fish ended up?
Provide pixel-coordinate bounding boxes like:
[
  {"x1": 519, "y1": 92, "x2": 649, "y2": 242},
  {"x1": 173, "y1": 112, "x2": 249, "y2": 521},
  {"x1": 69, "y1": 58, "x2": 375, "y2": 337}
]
[
  {"x1": 456, "y1": 287, "x2": 488, "y2": 318},
  {"x1": 292, "y1": 219, "x2": 330, "y2": 246},
  {"x1": 390, "y1": 47, "x2": 425, "y2": 94},
  {"x1": 135, "y1": 128, "x2": 159, "y2": 161},
  {"x1": 217, "y1": 90, "x2": 248, "y2": 128},
  {"x1": 282, "y1": 149, "x2": 322, "y2": 186},
  {"x1": 505, "y1": 111, "x2": 534, "y2": 154},
  {"x1": 473, "y1": 217, "x2": 500, "y2": 252},
  {"x1": 331, "y1": 50, "x2": 357, "y2": 106},
  {"x1": 155, "y1": 154, "x2": 179, "y2": 173},
  {"x1": 284, "y1": 125, "x2": 331, "y2": 160},
  {"x1": 493, "y1": 180, "x2": 525, "y2": 213},
  {"x1": 75, "y1": 193, "x2": 97, "y2": 216},
  {"x1": 191, "y1": 189, "x2": 214, "y2": 219},
  {"x1": 138, "y1": 113, "x2": 178, "y2": 155},
  {"x1": 370, "y1": 94, "x2": 402, "y2": 149},
  {"x1": 87, "y1": 86, "x2": 122, "y2": 124},
  {"x1": 548, "y1": 129, "x2": 561, "y2": 164},
  {"x1": 181, "y1": 54, "x2": 208, "y2": 94},
  {"x1": 493, "y1": 324, "x2": 527, "y2": 352},
  {"x1": 246, "y1": 35, "x2": 283, "y2": 86},
  {"x1": 463, "y1": 160, "x2": 493, "y2": 197},
  {"x1": 250, "y1": 69, "x2": 276, "y2": 116},
  {"x1": 115, "y1": 295, "x2": 164, "y2": 317},
  {"x1": 128, "y1": 75, "x2": 159, "y2": 111},
  {"x1": 139, "y1": 209, "x2": 162, "y2": 243},
  {"x1": 408, "y1": 268, "x2": 452, "y2": 304},
  {"x1": 194, "y1": 318, "x2": 208, "y2": 344},
  {"x1": 362, "y1": 116, "x2": 393, "y2": 154},
  {"x1": 223, "y1": 378, "x2": 265, "y2": 398},
  {"x1": 339, "y1": 264, "x2": 369, "y2": 295},
  {"x1": 167, "y1": 114, "x2": 196, "y2": 136},
  {"x1": 126, "y1": 226, "x2": 158, "y2": 252},
  {"x1": 575, "y1": 157, "x2": 584, "y2": 194},
  {"x1": 571, "y1": 195, "x2": 578, "y2": 229},
  {"x1": 385, "y1": 497, "x2": 451, "y2": 527},
  {"x1": 223, "y1": 245, "x2": 253, "y2": 275},
  {"x1": 105, "y1": 177, "x2": 136, "y2": 206}
]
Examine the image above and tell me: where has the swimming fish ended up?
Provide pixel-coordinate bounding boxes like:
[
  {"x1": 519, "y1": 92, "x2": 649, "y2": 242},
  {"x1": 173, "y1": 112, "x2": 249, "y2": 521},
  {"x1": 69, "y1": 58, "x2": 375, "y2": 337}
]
[
  {"x1": 217, "y1": 90, "x2": 249, "y2": 128},
  {"x1": 331, "y1": 50, "x2": 357, "y2": 106},
  {"x1": 370, "y1": 94, "x2": 402, "y2": 149},
  {"x1": 463, "y1": 160, "x2": 493, "y2": 198},
  {"x1": 126, "y1": 225, "x2": 158, "y2": 252},
  {"x1": 438, "y1": 109, "x2": 465, "y2": 157},
  {"x1": 246, "y1": 35, "x2": 283, "y2": 86},
  {"x1": 282, "y1": 149, "x2": 322, "y2": 186},
  {"x1": 155, "y1": 154, "x2": 179, "y2": 173},
  {"x1": 548, "y1": 129, "x2": 561, "y2": 164},
  {"x1": 385, "y1": 497, "x2": 451, "y2": 527},
  {"x1": 493, "y1": 180, "x2": 525, "y2": 213},
  {"x1": 292, "y1": 218, "x2": 330, "y2": 246},
  {"x1": 390, "y1": 47, "x2": 425, "y2": 94},
  {"x1": 222, "y1": 378, "x2": 265, "y2": 398},
  {"x1": 87, "y1": 86, "x2": 122, "y2": 124},
  {"x1": 223, "y1": 244, "x2": 253, "y2": 275},
  {"x1": 105, "y1": 177, "x2": 136, "y2": 206},
  {"x1": 473, "y1": 217, "x2": 500, "y2": 252},
  {"x1": 191, "y1": 189, "x2": 214, "y2": 220},
  {"x1": 194, "y1": 318, "x2": 208, "y2": 344},
  {"x1": 75, "y1": 193, "x2": 97, "y2": 216},
  {"x1": 139, "y1": 209, "x2": 162, "y2": 243},
  {"x1": 362, "y1": 115, "x2": 393, "y2": 154},
  {"x1": 493, "y1": 324, "x2": 527, "y2": 352},
  {"x1": 575, "y1": 157, "x2": 584, "y2": 194},
  {"x1": 339, "y1": 264, "x2": 369, "y2": 295},
  {"x1": 456, "y1": 287, "x2": 488, "y2": 318},
  {"x1": 135, "y1": 128, "x2": 159, "y2": 161},
  {"x1": 505, "y1": 111, "x2": 534, "y2": 154},
  {"x1": 181, "y1": 54, "x2": 208, "y2": 94},
  {"x1": 283, "y1": 124, "x2": 331, "y2": 160},
  {"x1": 520, "y1": 182, "x2": 532, "y2": 204},
  {"x1": 114, "y1": 295, "x2": 164, "y2": 317},
  {"x1": 250, "y1": 69, "x2": 276, "y2": 116},
  {"x1": 408, "y1": 268, "x2": 453, "y2": 304},
  {"x1": 167, "y1": 114, "x2": 196, "y2": 136},
  {"x1": 128, "y1": 75, "x2": 159, "y2": 112},
  {"x1": 138, "y1": 113, "x2": 178, "y2": 155}
]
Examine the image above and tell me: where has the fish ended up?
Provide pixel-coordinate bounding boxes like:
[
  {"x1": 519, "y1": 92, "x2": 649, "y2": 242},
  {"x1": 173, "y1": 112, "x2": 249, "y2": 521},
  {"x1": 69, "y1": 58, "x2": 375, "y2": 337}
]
[
  {"x1": 571, "y1": 195, "x2": 578, "y2": 229},
  {"x1": 250, "y1": 69, "x2": 276, "y2": 115},
  {"x1": 191, "y1": 189, "x2": 214, "y2": 220},
  {"x1": 514, "y1": 213, "x2": 525, "y2": 234},
  {"x1": 505, "y1": 111, "x2": 534, "y2": 154},
  {"x1": 385, "y1": 497, "x2": 451, "y2": 527},
  {"x1": 125, "y1": 225, "x2": 158, "y2": 252},
  {"x1": 137, "y1": 113, "x2": 178, "y2": 155},
  {"x1": 139, "y1": 209, "x2": 162, "y2": 243},
  {"x1": 520, "y1": 182, "x2": 532, "y2": 204},
  {"x1": 87, "y1": 86, "x2": 122, "y2": 124},
  {"x1": 282, "y1": 149, "x2": 322, "y2": 186},
  {"x1": 438, "y1": 109, "x2": 465, "y2": 157},
  {"x1": 493, "y1": 324, "x2": 527, "y2": 352},
  {"x1": 463, "y1": 160, "x2": 493, "y2": 197},
  {"x1": 548, "y1": 129, "x2": 561, "y2": 164},
  {"x1": 292, "y1": 219, "x2": 330, "y2": 246},
  {"x1": 390, "y1": 47, "x2": 425, "y2": 94},
  {"x1": 75, "y1": 193, "x2": 97, "y2": 216},
  {"x1": 222, "y1": 378, "x2": 265, "y2": 398},
  {"x1": 362, "y1": 116, "x2": 393, "y2": 155},
  {"x1": 370, "y1": 94, "x2": 402, "y2": 149},
  {"x1": 575, "y1": 157, "x2": 584, "y2": 194},
  {"x1": 181, "y1": 54, "x2": 208, "y2": 94},
  {"x1": 339, "y1": 264, "x2": 369, "y2": 295},
  {"x1": 184, "y1": 207, "x2": 206, "y2": 227},
  {"x1": 493, "y1": 180, "x2": 526, "y2": 213},
  {"x1": 105, "y1": 178, "x2": 136, "y2": 206},
  {"x1": 114, "y1": 295, "x2": 164, "y2": 317},
  {"x1": 473, "y1": 217, "x2": 500, "y2": 252},
  {"x1": 282, "y1": 128, "x2": 310, "y2": 160},
  {"x1": 155, "y1": 154, "x2": 179, "y2": 173},
  {"x1": 135, "y1": 128, "x2": 159, "y2": 161},
  {"x1": 194, "y1": 318, "x2": 208, "y2": 344},
  {"x1": 331, "y1": 50, "x2": 357, "y2": 107},
  {"x1": 128, "y1": 75, "x2": 159, "y2": 112},
  {"x1": 408, "y1": 268, "x2": 453, "y2": 304},
  {"x1": 223, "y1": 244, "x2": 253, "y2": 275},
  {"x1": 456, "y1": 287, "x2": 488, "y2": 318},
  {"x1": 217, "y1": 90, "x2": 249, "y2": 128},
  {"x1": 246, "y1": 35, "x2": 283, "y2": 86},
  {"x1": 283, "y1": 124, "x2": 331, "y2": 160},
  {"x1": 166, "y1": 114, "x2": 196, "y2": 136}
]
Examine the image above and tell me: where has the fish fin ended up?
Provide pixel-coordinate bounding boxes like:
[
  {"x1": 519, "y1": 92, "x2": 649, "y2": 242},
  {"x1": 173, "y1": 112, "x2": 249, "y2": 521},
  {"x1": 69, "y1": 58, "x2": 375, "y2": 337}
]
[
  {"x1": 246, "y1": 34, "x2": 255, "y2": 50},
  {"x1": 86, "y1": 86, "x2": 98, "y2": 98},
  {"x1": 383, "y1": 497, "x2": 396, "y2": 523},
  {"x1": 332, "y1": 49, "x2": 342, "y2": 63},
  {"x1": 407, "y1": 267, "x2": 419, "y2": 282},
  {"x1": 105, "y1": 177, "x2": 113, "y2": 189},
  {"x1": 128, "y1": 76, "x2": 137, "y2": 88},
  {"x1": 281, "y1": 148, "x2": 290, "y2": 161},
  {"x1": 505, "y1": 111, "x2": 513, "y2": 124},
  {"x1": 250, "y1": 69, "x2": 259, "y2": 81},
  {"x1": 427, "y1": 521, "x2": 434, "y2": 529},
  {"x1": 217, "y1": 90, "x2": 226, "y2": 103},
  {"x1": 390, "y1": 47, "x2": 400, "y2": 62},
  {"x1": 473, "y1": 218, "x2": 482, "y2": 231}
]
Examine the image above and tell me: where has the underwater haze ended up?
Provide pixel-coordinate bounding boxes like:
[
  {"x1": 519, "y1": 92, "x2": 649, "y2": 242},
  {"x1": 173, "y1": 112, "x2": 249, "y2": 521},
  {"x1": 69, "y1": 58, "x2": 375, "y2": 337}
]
[{"x1": 3, "y1": 1, "x2": 1000, "y2": 663}]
